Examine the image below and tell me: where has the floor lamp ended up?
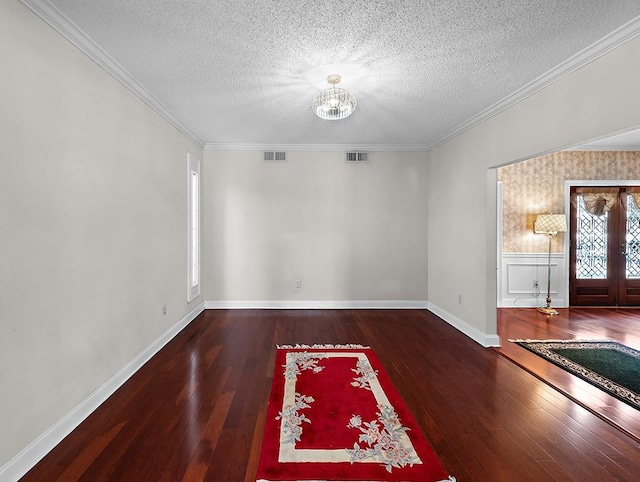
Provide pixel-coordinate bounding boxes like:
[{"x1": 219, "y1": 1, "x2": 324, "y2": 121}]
[{"x1": 534, "y1": 214, "x2": 567, "y2": 315}]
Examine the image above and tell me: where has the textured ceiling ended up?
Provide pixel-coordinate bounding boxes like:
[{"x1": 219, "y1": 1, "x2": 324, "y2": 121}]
[{"x1": 41, "y1": 1, "x2": 640, "y2": 148}]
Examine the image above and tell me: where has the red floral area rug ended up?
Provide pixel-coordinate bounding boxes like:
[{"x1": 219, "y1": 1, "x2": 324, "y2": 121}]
[{"x1": 256, "y1": 344, "x2": 455, "y2": 482}]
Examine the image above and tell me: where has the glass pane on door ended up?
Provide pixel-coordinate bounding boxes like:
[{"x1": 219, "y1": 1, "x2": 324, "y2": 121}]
[
  {"x1": 576, "y1": 194, "x2": 608, "y2": 279},
  {"x1": 626, "y1": 194, "x2": 640, "y2": 279}
]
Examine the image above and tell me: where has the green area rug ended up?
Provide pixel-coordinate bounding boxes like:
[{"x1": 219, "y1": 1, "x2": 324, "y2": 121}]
[{"x1": 510, "y1": 339, "x2": 640, "y2": 410}]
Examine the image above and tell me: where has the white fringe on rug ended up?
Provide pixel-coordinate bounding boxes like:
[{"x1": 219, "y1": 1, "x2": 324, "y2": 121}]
[
  {"x1": 257, "y1": 478, "x2": 455, "y2": 482},
  {"x1": 276, "y1": 344, "x2": 370, "y2": 349},
  {"x1": 509, "y1": 338, "x2": 612, "y2": 343}
]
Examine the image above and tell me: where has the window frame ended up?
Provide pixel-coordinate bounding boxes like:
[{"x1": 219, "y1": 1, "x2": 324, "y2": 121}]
[{"x1": 187, "y1": 152, "x2": 201, "y2": 302}]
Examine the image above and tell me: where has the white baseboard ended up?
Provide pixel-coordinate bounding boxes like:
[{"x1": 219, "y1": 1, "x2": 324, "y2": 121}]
[
  {"x1": 205, "y1": 300, "x2": 429, "y2": 309},
  {"x1": 0, "y1": 301, "x2": 206, "y2": 482},
  {"x1": 204, "y1": 300, "x2": 501, "y2": 347},
  {"x1": 499, "y1": 297, "x2": 567, "y2": 309},
  {"x1": 427, "y1": 302, "x2": 501, "y2": 348}
]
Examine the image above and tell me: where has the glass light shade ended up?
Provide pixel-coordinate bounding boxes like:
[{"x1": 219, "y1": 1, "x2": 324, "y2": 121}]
[
  {"x1": 312, "y1": 86, "x2": 357, "y2": 120},
  {"x1": 534, "y1": 214, "x2": 567, "y2": 234}
]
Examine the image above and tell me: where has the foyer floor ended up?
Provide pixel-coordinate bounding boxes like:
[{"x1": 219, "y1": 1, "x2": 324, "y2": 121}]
[{"x1": 495, "y1": 306, "x2": 640, "y2": 444}]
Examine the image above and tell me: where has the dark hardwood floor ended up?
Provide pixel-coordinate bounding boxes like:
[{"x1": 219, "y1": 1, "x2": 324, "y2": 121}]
[
  {"x1": 20, "y1": 309, "x2": 640, "y2": 481},
  {"x1": 495, "y1": 307, "x2": 640, "y2": 445}
]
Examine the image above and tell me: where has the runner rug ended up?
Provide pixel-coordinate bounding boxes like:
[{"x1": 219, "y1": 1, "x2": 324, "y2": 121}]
[
  {"x1": 511, "y1": 339, "x2": 640, "y2": 410},
  {"x1": 256, "y1": 345, "x2": 454, "y2": 482}
]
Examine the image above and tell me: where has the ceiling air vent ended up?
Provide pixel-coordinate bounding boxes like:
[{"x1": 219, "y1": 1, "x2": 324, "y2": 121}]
[
  {"x1": 345, "y1": 151, "x2": 368, "y2": 163},
  {"x1": 263, "y1": 151, "x2": 287, "y2": 162}
]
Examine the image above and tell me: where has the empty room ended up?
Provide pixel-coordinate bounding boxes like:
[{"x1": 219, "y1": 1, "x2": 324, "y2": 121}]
[{"x1": 2, "y1": 1, "x2": 640, "y2": 481}]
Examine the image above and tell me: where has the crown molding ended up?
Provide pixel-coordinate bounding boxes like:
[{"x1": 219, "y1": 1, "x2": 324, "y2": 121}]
[
  {"x1": 19, "y1": 1, "x2": 640, "y2": 153},
  {"x1": 567, "y1": 146, "x2": 640, "y2": 152},
  {"x1": 203, "y1": 143, "x2": 430, "y2": 152},
  {"x1": 565, "y1": 144, "x2": 640, "y2": 152},
  {"x1": 425, "y1": 14, "x2": 640, "y2": 151},
  {"x1": 20, "y1": 0, "x2": 205, "y2": 149}
]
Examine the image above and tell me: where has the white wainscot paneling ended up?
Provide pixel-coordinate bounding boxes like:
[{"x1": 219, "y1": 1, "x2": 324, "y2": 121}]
[{"x1": 499, "y1": 253, "x2": 567, "y2": 308}]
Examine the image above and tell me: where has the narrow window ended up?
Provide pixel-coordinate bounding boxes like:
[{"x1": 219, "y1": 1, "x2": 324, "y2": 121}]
[{"x1": 187, "y1": 153, "x2": 201, "y2": 301}]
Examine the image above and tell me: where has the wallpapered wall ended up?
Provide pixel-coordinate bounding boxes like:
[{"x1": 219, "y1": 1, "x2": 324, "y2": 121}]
[{"x1": 498, "y1": 151, "x2": 640, "y2": 253}]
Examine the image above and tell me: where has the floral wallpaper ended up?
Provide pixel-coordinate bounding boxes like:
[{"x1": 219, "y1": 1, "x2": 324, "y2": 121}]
[{"x1": 498, "y1": 151, "x2": 640, "y2": 253}]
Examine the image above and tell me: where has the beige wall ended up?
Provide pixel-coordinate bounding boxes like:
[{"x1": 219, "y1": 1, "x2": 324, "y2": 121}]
[
  {"x1": 203, "y1": 151, "x2": 429, "y2": 303},
  {"x1": 0, "y1": 1, "x2": 203, "y2": 470},
  {"x1": 499, "y1": 151, "x2": 640, "y2": 253},
  {"x1": 427, "y1": 34, "x2": 640, "y2": 338}
]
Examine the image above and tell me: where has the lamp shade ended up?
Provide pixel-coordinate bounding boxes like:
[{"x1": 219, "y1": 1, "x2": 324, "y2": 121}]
[{"x1": 534, "y1": 214, "x2": 567, "y2": 234}]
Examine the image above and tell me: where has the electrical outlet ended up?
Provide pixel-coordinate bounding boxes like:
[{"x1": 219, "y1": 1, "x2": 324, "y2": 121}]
[
  {"x1": 162, "y1": 304, "x2": 167, "y2": 315},
  {"x1": 296, "y1": 280, "x2": 302, "y2": 289},
  {"x1": 532, "y1": 280, "x2": 540, "y2": 298},
  {"x1": 458, "y1": 294, "x2": 462, "y2": 304}
]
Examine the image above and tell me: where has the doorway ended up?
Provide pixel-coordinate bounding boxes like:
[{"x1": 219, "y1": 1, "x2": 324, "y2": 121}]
[{"x1": 569, "y1": 185, "x2": 640, "y2": 306}]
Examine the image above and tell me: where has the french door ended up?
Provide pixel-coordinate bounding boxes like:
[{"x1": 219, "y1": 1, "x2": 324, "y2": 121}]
[{"x1": 569, "y1": 186, "x2": 640, "y2": 306}]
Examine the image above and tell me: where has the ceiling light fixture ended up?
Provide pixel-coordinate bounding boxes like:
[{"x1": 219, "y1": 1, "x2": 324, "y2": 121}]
[{"x1": 312, "y1": 74, "x2": 357, "y2": 120}]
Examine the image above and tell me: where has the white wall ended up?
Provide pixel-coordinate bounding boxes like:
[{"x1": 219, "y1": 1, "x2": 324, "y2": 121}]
[
  {"x1": 203, "y1": 151, "x2": 429, "y2": 307},
  {"x1": 0, "y1": 1, "x2": 203, "y2": 474},
  {"x1": 427, "y1": 34, "x2": 640, "y2": 339}
]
